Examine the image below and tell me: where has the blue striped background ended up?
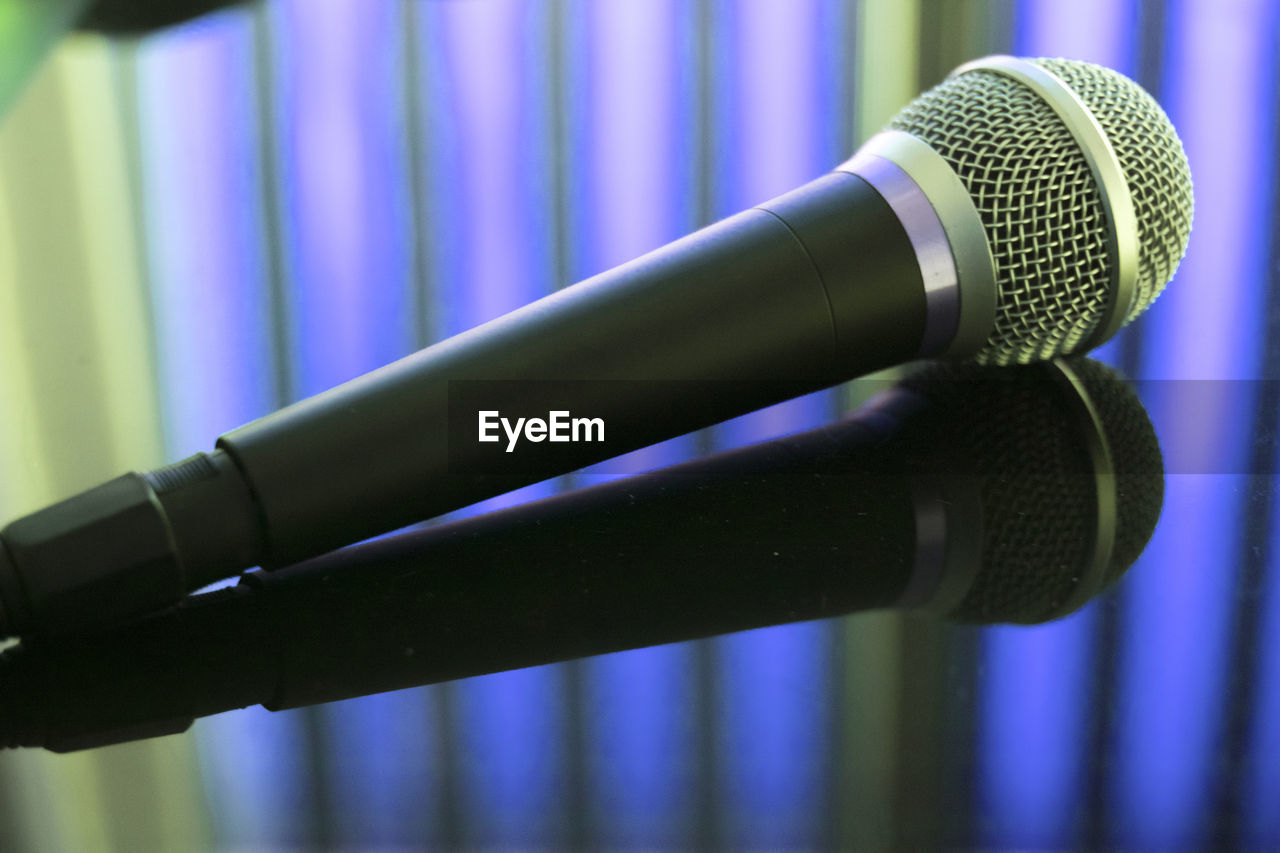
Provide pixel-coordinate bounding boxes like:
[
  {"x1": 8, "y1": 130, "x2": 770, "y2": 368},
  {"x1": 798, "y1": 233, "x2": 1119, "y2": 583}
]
[{"x1": 0, "y1": 0, "x2": 1276, "y2": 849}]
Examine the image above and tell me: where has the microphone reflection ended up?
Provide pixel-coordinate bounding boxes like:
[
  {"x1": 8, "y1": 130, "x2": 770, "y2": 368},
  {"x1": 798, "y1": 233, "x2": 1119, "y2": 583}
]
[{"x1": 0, "y1": 356, "x2": 1162, "y2": 752}]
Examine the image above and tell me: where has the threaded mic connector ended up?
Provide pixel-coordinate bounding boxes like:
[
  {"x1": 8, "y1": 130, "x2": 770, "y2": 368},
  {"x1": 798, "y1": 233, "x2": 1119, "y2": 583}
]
[
  {"x1": 0, "y1": 474, "x2": 184, "y2": 638},
  {"x1": 0, "y1": 449, "x2": 264, "y2": 639}
]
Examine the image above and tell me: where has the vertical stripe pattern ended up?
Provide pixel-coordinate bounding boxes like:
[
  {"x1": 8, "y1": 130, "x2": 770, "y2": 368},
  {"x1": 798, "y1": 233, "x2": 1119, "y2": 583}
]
[{"x1": 0, "y1": 1, "x2": 1275, "y2": 849}]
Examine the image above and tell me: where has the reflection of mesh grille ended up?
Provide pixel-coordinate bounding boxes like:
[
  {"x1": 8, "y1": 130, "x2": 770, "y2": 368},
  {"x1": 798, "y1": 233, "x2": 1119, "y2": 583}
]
[
  {"x1": 900, "y1": 358, "x2": 1161, "y2": 624},
  {"x1": 890, "y1": 70, "x2": 1111, "y2": 366},
  {"x1": 910, "y1": 365, "x2": 1096, "y2": 623},
  {"x1": 965, "y1": 471, "x2": 1096, "y2": 624},
  {"x1": 1033, "y1": 58, "x2": 1194, "y2": 318}
]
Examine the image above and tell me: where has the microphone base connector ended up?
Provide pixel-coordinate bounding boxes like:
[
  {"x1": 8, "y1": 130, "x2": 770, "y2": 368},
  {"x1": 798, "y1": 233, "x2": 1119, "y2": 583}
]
[
  {"x1": 0, "y1": 474, "x2": 184, "y2": 639},
  {"x1": 0, "y1": 449, "x2": 265, "y2": 640}
]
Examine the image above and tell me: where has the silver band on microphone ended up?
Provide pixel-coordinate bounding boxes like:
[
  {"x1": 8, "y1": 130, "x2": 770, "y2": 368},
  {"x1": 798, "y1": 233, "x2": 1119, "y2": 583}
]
[
  {"x1": 841, "y1": 150, "x2": 958, "y2": 357},
  {"x1": 840, "y1": 131, "x2": 998, "y2": 360}
]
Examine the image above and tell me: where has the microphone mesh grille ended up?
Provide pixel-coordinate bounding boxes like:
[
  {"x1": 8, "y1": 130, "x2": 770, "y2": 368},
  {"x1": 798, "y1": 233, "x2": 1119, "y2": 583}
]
[
  {"x1": 887, "y1": 59, "x2": 1193, "y2": 365},
  {"x1": 1031, "y1": 58, "x2": 1195, "y2": 319},
  {"x1": 889, "y1": 70, "x2": 1112, "y2": 365}
]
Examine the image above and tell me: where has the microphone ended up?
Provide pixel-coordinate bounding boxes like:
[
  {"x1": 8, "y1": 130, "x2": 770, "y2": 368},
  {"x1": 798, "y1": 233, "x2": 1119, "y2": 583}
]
[
  {"x1": 0, "y1": 56, "x2": 1192, "y2": 639},
  {"x1": 0, "y1": 357, "x2": 1162, "y2": 752}
]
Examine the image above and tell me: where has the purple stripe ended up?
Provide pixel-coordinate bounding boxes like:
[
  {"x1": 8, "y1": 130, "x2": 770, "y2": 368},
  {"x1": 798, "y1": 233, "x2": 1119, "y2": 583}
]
[
  {"x1": 419, "y1": 2, "x2": 567, "y2": 846},
  {"x1": 1113, "y1": 1, "x2": 1273, "y2": 846}
]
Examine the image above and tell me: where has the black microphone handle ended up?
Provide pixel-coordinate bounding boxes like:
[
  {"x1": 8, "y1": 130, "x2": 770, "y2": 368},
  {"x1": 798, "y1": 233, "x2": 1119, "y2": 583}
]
[
  {"x1": 222, "y1": 171, "x2": 923, "y2": 564},
  {"x1": 0, "y1": 170, "x2": 924, "y2": 637},
  {"x1": 0, "y1": 387, "x2": 953, "y2": 752}
]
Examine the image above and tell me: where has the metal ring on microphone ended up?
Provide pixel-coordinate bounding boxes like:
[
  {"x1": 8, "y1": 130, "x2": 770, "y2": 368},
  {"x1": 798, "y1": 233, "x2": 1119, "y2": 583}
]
[
  {"x1": 952, "y1": 55, "x2": 1140, "y2": 353},
  {"x1": 840, "y1": 131, "x2": 998, "y2": 360},
  {"x1": 842, "y1": 150, "x2": 958, "y2": 357}
]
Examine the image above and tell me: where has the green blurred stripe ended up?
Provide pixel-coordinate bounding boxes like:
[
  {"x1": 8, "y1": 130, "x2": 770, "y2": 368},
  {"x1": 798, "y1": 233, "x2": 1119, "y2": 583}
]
[
  {"x1": 0, "y1": 43, "x2": 115, "y2": 503},
  {"x1": 854, "y1": 0, "x2": 920, "y2": 141},
  {"x1": 856, "y1": 4, "x2": 1017, "y2": 848},
  {"x1": 59, "y1": 37, "x2": 164, "y2": 473},
  {"x1": 832, "y1": 3, "x2": 921, "y2": 848},
  {"x1": 0, "y1": 0, "x2": 89, "y2": 119},
  {"x1": 831, "y1": 1, "x2": 1017, "y2": 848},
  {"x1": 0, "y1": 37, "x2": 210, "y2": 853},
  {"x1": 918, "y1": 0, "x2": 1017, "y2": 86}
]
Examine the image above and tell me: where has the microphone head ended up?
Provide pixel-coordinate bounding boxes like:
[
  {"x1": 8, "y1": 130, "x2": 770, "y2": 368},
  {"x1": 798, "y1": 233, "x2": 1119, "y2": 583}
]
[
  {"x1": 900, "y1": 357, "x2": 1163, "y2": 624},
  {"x1": 887, "y1": 57, "x2": 1193, "y2": 366}
]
